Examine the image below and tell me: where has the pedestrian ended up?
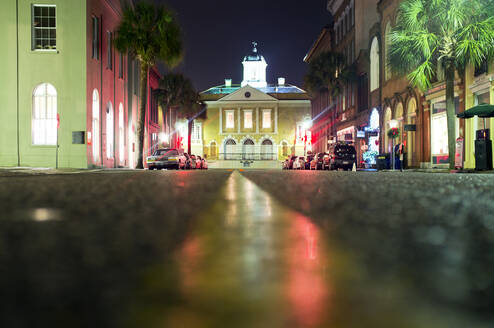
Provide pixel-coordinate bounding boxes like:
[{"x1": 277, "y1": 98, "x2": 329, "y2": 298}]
[{"x1": 396, "y1": 142, "x2": 404, "y2": 172}]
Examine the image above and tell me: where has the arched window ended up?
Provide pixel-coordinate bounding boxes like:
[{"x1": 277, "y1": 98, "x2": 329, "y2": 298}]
[
  {"x1": 225, "y1": 139, "x2": 236, "y2": 160},
  {"x1": 384, "y1": 22, "x2": 392, "y2": 81},
  {"x1": 261, "y1": 139, "x2": 273, "y2": 160},
  {"x1": 370, "y1": 37, "x2": 380, "y2": 92},
  {"x1": 32, "y1": 83, "x2": 57, "y2": 145},
  {"x1": 281, "y1": 141, "x2": 288, "y2": 157},
  {"x1": 118, "y1": 103, "x2": 124, "y2": 163},
  {"x1": 106, "y1": 102, "x2": 114, "y2": 159},
  {"x1": 92, "y1": 89, "x2": 100, "y2": 163},
  {"x1": 210, "y1": 141, "x2": 217, "y2": 159},
  {"x1": 242, "y1": 139, "x2": 255, "y2": 160},
  {"x1": 384, "y1": 107, "x2": 392, "y2": 153}
]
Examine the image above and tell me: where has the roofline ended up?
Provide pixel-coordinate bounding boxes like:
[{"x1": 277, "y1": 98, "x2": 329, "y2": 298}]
[{"x1": 303, "y1": 25, "x2": 331, "y2": 63}]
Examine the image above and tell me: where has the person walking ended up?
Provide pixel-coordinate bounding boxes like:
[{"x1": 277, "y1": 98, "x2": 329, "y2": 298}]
[{"x1": 397, "y1": 142, "x2": 405, "y2": 172}]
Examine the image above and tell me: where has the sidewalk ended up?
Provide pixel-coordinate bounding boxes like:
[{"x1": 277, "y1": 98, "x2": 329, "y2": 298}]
[{"x1": 0, "y1": 167, "x2": 104, "y2": 177}]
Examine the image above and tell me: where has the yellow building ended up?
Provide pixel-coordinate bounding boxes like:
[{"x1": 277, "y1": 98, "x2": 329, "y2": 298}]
[
  {"x1": 463, "y1": 60, "x2": 494, "y2": 169},
  {"x1": 198, "y1": 43, "x2": 311, "y2": 169}
]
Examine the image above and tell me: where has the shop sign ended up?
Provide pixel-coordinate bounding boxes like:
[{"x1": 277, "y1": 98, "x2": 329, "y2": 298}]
[
  {"x1": 367, "y1": 131, "x2": 379, "y2": 137},
  {"x1": 356, "y1": 131, "x2": 365, "y2": 138},
  {"x1": 404, "y1": 124, "x2": 416, "y2": 131}
]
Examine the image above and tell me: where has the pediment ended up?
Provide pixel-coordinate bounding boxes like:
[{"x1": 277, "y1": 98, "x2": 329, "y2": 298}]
[{"x1": 218, "y1": 85, "x2": 277, "y2": 102}]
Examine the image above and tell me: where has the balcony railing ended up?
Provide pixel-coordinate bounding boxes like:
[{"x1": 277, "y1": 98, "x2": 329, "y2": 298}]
[{"x1": 219, "y1": 153, "x2": 278, "y2": 161}]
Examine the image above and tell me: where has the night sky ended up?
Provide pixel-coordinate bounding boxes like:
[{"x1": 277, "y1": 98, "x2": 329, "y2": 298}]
[{"x1": 155, "y1": 0, "x2": 332, "y2": 91}]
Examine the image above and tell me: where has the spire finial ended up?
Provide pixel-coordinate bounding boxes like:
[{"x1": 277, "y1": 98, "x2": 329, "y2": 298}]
[{"x1": 252, "y1": 41, "x2": 258, "y2": 53}]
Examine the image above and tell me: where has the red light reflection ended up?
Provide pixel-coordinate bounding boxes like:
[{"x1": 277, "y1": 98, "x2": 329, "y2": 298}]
[{"x1": 285, "y1": 214, "x2": 328, "y2": 327}]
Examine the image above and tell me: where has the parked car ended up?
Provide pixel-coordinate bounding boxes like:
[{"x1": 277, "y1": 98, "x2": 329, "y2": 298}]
[
  {"x1": 297, "y1": 156, "x2": 306, "y2": 170},
  {"x1": 190, "y1": 155, "x2": 198, "y2": 169},
  {"x1": 288, "y1": 155, "x2": 298, "y2": 169},
  {"x1": 184, "y1": 153, "x2": 193, "y2": 169},
  {"x1": 146, "y1": 148, "x2": 185, "y2": 170},
  {"x1": 305, "y1": 154, "x2": 314, "y2": 170},
  {"x1": 328, "y1": 143, "x2": 357, "y2": 170},
  {"x1": 292, "y1": 156, "x2": 304, "y2": 170},
  {"x1": 200, "y1": 156, "x2": 208, "y2": 170},
  {"x1": 312, "y1": 152, "x2": 329, "y2": 170},
  {"x1": 282, "y1": 158, "x2": 290, "y2": 170},
  {"x1": 195, "y1": 155, "x2": 203, "y2": 169}
]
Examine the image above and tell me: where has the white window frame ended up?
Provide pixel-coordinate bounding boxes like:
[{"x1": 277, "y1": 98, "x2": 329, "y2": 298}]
[
  {"x1": 225, "y1": 110, "x2": 235, "y2": 129},
  {"x1": 262, "y1": 109, "x2": 272, "y2": 129},
  {"x1": 370, "y1": 37, "x2": 380, "y2": 92},
  {"x1": 32, "y1": 5, "x2": 57, "y2": 51},
  {"x1": 192, "y1": 121, "x2": 202, "y2": 143},
  {"x1": 106, "y1": 102, "x2": 114, "y2": 159},
  {"x1": 244, "y1": 110, "x2": 253, "y2": 129},
  {"x1": 92, "y1": 89, "x2": 100, "y2": 162},
  {"x1": 119, "y1": 103, "x2": 124, "y2": 163},
  {"x1": 32, "y1": 83, "x2": 57, "y2": 145}
]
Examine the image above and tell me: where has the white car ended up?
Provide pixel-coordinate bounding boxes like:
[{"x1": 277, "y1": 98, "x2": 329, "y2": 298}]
[
  {"x1": 292, "y1": 156, "x2": 304, "y2": 170},
  {"x1": 147, "y1": 148, "x2": 186, "y2": 170}
]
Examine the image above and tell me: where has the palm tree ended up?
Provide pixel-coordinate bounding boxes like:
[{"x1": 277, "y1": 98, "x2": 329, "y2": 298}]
[
  {"x1": 157, "y1": 73, "x2": 205, "y2": 154},
  {"x1": 389, "y1": 0, "x2": 494, "y2": 169},
  {"x1": 304, "y1": 51, "x2": 353, "y2": 97},
  {"x1": 115, "y1": 1, "x2": 182, "y2": 169}
]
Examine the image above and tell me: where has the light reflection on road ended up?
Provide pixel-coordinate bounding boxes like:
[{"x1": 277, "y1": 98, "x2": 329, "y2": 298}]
[{"x1": 172, "y1": 171, "x2": 330, "y2": 327}]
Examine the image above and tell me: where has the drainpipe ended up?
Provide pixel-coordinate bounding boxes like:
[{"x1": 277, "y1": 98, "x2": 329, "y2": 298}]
[{"x1": 16, "y1": 0, "x2": 20, "y2": 166}]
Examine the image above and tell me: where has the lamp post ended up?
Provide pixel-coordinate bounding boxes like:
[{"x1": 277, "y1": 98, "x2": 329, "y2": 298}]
[{"x1": 389, "y1": 119, "x2": 398, "y2": 170}]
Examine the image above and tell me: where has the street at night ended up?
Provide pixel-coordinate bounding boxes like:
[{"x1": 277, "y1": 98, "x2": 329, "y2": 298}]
[{"x1": 1, "y1": 169, "x2": 493, "y2": 327}]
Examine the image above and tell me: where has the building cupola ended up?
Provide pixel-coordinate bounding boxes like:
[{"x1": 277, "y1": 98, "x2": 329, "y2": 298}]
[{"x1": 241, "y1": 42, "x2": 268, "y2": 88}]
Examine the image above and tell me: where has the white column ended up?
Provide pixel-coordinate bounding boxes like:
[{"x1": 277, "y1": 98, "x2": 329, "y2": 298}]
[
  {"x1": 238, "y1": 107, "x2": 241, "y2": 134},
  {"x1": 219, "y1": 107, "x2": 223, "y2": 135},
  {"x1": 256, "y1": 107, "x2": 260, "y2": 134},
  {"x1": 274, "y1": 106, "x2": 278, "y2": 134}
]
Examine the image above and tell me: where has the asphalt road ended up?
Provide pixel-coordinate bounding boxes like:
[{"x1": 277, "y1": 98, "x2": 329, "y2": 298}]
[{"x1": 0, "y1": 169, "x2": 493, "y2": 327}]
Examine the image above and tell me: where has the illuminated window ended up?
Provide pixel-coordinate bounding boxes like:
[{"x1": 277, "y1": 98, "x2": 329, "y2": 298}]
[
  {"x1": 226, "y1": 110, "x2": 235, "y2": 129},
  {"x1": 370, "y1": 37, "x2": 380, "y2": 91},
  {"x1": 244, "y1": 110, "x2": 253, "y2": 129},
  {"x1": 192, "y1": 122, "x2": 202, "y2": 142},
  {"x1": 384, "y1": 22, "x2": 392, "y2": 81},
  {"x1": 119, "y1": 103, "x2": 124, "y2": 163},
  {"x1": 281, "y1": 141, "x2": 288, "y2": 156},
  {"x1": 32, "y1": 83, "x2": 57, "y2": 145},
  {"x1": 262, "y1": 110, "x2": 271, "y2": 129},
  {"x1": 106, "y1": 102, "x2": 113, "y2": 159},
  {"x1": 32, "y1": 5, "x2": 56, "y2": 50},
  {"x1": 92, "y1": 89, "x2": 100, "y2": 162}
]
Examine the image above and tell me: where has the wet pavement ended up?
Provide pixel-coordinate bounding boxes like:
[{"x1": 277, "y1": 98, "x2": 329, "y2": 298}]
[{"x1": 0, "y1": 169, "x2": 493, "y2": 327}]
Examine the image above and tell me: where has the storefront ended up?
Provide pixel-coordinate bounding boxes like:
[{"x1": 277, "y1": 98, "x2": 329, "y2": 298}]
[
  {"x1": 337, "y1": 126, "x2": 355, "y2": 143},
  {"x1": 362, "y1": 108, "x2": 380, "y2": 165},
  {"x1": 430, "y1": 97, "x2": 460, "y2": 165}
]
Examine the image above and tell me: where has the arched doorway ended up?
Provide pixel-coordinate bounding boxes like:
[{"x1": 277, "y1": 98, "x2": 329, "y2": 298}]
[
  {"x1": 242, "y1": 139, "x2": 255, "y2": 160},
  {"x1": 394, "y1": 102, "x2": 404, "y2": 145},
  {"x1": 281, "y1": 141, "x2": 288, "y2": 157},
  {"x1": 210, "y1": 141, "x2": 217, "y2": 159},
  {"x1": 384, "y1": 107, "x2": 392, "y2": 153},
  {"x1": 106, "y1": 102, "x2": 114, "y2": 160},
  {"x1": 225, "y1": 139, "x2": 236, "y2": 160},
  {"x1": 261, "y1": 139, "x2": 273, "y2": 160}
]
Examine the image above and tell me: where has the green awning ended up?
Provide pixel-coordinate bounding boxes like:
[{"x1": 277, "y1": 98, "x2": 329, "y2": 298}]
[{"x1": 457, "y1": 103, "x2": 494, "y2": 119}]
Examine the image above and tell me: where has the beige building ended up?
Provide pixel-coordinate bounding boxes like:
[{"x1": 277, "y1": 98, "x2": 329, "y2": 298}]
[{"x1": 199, "y1": 44, "x2": 311, "y2": 169}]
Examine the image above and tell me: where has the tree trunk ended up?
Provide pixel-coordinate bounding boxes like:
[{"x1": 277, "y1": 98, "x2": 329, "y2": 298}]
[
  {"x1": 445, "y1": 64, "x2": 456, "y2": 170},
  {"x1": 136, "y1": 62, "x2": 149, "y2": 169},
  {"x1": 187, "y1": 119, "x2": 193, "y2": 155}
]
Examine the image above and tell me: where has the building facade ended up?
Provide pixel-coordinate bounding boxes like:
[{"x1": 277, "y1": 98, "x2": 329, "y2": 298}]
[
  {"x1": 199, "y1": 44, "x2": 311, "y2": 169},
  {"x1": 0, "y1": 0, "x2": 163, "y2": 169}
]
